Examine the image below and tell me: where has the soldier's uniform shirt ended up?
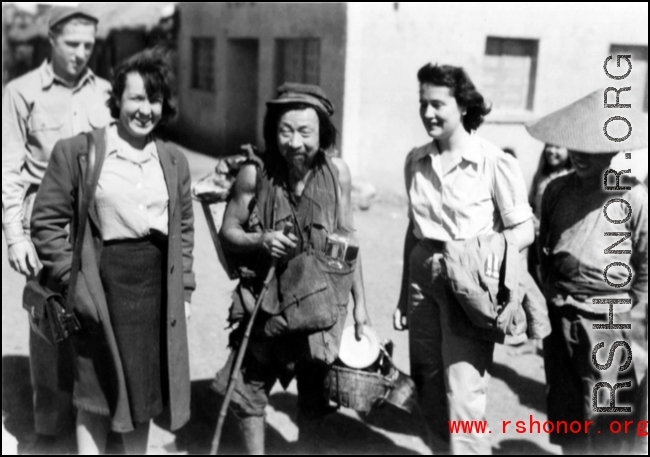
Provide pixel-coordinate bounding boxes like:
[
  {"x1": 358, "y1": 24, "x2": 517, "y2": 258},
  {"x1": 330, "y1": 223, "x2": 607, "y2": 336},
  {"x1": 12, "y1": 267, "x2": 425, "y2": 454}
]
[{"x1": 2, "y1": 59, "x2": 112, "y2": 245}]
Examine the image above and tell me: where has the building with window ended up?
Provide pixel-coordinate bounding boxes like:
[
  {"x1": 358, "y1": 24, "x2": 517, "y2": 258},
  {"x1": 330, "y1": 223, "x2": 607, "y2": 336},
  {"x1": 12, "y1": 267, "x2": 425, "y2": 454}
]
[
  {"x1": 174, "y1": 3, "x2": 346, "y2": 155},
  {"x1": 174, "y1": 3, "x2": 648, "y2": 198},
  {"x1": 482, "y1": 37, "x2": 538, "y2": 112}
]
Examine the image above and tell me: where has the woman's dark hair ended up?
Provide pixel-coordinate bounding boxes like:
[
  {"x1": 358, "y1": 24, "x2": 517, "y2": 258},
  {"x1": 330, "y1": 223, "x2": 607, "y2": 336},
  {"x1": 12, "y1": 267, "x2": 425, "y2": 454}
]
[
  {"x1": 417, "y1": 63, "x2": 491, "y2": 132},
  {"x1": 107, "y1": 48, "x2": 177, "y2": 125},
  {"x1": 262, "y1": 102, "x2": 338, "y2": 169}
]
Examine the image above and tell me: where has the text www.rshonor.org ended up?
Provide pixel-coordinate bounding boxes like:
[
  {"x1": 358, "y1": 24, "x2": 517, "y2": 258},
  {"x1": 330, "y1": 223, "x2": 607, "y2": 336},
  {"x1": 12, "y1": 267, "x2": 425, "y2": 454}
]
[{"x1": 448, "y1": 417, "x2": 648, "y2": 436}]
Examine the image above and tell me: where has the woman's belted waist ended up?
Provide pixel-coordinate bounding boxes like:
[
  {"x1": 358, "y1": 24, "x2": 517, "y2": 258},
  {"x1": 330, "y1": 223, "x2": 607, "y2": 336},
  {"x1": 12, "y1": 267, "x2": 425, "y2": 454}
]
[{"x1": 103, "y1": 230, "x2": 168, "y2": 247}]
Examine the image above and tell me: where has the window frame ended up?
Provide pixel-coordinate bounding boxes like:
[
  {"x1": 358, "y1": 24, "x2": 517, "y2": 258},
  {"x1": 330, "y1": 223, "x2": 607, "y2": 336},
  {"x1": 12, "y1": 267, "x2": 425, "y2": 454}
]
[
  {"x1": 191, "y1": 37, "x2": 216, "y2": 93},
  {"x1": 482, "y1": 36, "x2": 540, "y2": 115}
]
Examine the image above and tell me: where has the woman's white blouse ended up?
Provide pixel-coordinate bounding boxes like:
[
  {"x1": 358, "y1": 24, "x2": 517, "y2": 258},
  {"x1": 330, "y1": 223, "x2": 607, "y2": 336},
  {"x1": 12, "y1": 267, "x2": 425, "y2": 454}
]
[
  {"x1": 95, "y1": 124, "x2": 169, "y2": 241},
  {"x1": 405, "y1": 135, "x2": 532, "y2": 242}
]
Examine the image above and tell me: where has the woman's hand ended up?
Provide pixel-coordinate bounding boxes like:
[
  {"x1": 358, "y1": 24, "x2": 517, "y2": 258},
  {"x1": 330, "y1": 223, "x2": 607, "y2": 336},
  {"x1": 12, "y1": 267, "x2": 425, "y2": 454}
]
[
  {"x1": 261, "y1": 230, "x2": 298, "y2": 258},
  {"x1": 353, "y1": 303, "x2": 371, "y2": 341},
  {"x1": 394, "y1": 221, "x2": 416, "y2": 331},
  {"x1": 393, "y1": 301, "x2": 408, "y2": 331}
]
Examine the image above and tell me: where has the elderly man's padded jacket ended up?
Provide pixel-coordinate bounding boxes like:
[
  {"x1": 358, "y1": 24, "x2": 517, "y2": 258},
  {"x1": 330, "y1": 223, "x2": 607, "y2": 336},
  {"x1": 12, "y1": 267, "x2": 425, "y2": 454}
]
[{"x1": 442, "y1": 231, "x2": 551, "y2": 344}]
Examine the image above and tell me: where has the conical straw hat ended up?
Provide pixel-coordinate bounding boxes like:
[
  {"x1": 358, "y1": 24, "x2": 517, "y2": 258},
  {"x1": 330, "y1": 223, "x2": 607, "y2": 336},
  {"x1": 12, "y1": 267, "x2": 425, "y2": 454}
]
[{"x1": 526, "y1": 88, "x2": 648, "y2": 153}]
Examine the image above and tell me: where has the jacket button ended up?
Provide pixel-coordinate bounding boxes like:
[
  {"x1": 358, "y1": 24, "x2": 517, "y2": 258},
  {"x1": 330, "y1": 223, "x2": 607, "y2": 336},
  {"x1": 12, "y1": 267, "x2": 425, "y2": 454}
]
[{"x1": 171, "y1": 319, "x2": 177, "y2": 327}]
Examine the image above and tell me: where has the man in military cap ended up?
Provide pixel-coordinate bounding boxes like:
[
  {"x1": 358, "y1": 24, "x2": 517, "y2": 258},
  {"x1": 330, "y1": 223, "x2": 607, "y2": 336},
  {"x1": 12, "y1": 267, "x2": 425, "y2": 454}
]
[
  {"x1": 2, "y1": 5, "x2": 112, "y2": 445},
  {"x1": 527, "y1": 88, "x2": 648, "y2": 454}
]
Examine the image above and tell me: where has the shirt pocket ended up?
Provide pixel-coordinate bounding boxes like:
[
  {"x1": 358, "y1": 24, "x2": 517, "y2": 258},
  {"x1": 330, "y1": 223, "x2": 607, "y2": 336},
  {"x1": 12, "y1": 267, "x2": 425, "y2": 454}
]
[
  {"x1": 455, "y1": 163, "x2": 491, "y2": 205},
  {"x1": 29, "y1": 111, "x2": 66, "y2": 132},
  {"x1": 28, "y1": 111, "x2": 67, "y2": 156},
  {"x1": 453, "y1": 166, "x2": 493, "y2": 234}
]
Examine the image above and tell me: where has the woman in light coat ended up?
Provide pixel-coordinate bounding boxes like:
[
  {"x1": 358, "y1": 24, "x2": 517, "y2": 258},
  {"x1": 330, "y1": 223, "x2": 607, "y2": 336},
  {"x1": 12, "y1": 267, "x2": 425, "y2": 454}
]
[{"x1": 31, "y1": 50, "x2": 195, "y2": 454}]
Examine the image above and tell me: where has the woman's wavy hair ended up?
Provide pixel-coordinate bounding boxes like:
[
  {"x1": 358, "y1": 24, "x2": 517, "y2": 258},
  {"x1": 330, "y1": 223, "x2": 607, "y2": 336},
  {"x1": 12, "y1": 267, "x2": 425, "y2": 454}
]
[
  {"x1": 262, "y1": 102, "x2": 338, "y2": 172},
  {"x1": 107, "y1": 48, "x2": 177, "y2": 126},
  {"x1": 417, "y1": 63, "x2": 491, "y2": 132}
]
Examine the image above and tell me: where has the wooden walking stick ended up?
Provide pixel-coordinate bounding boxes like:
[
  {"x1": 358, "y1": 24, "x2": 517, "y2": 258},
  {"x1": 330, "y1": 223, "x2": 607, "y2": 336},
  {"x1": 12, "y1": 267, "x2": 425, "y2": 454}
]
[{"x1": 210, "y1": 224, "x2": 293, "y2": 455}]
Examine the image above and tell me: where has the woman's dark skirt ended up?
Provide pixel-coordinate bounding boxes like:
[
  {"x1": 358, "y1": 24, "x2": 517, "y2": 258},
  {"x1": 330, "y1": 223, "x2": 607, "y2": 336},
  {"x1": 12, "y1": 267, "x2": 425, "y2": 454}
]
[{"x1": 100, "y1": 236, "x2": 167, "y2": 423}]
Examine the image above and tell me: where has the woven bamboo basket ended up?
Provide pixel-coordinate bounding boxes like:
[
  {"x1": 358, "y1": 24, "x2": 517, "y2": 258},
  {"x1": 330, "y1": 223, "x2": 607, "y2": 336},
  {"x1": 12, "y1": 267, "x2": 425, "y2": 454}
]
[{"x1": 324, "y1": 364, "x2": 396, "y2": 413}]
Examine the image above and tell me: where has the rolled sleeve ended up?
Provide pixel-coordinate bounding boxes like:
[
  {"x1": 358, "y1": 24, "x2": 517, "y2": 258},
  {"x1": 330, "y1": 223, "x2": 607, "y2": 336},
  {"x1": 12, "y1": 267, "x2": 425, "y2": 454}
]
[
  {"x1": 2, "y1": 86, "x2": 30, "y2": 246},
  {"x1": 493, "y1": 153, "x2": 533, "y2": 228}
]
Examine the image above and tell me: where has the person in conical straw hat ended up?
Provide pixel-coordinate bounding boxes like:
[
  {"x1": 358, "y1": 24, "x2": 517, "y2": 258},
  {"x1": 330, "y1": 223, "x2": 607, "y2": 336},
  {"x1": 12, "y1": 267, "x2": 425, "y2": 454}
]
[{"x1": 527, "y1": 88, "x2": 647, "y2": 455}]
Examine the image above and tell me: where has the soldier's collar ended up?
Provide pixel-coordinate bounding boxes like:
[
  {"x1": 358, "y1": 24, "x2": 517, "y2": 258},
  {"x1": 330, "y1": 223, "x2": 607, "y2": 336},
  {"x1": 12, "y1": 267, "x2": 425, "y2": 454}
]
[{"x1": 40, "y1": 59, "x2": 96, "y2": 91}]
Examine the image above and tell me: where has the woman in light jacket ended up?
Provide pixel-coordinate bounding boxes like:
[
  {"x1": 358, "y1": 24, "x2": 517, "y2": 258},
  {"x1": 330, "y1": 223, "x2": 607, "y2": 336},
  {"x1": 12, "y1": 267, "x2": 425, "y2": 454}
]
[
  {"x1": 31, "y1": 49, "x2": 195, "y2": 454},
  {"x1": 393, "y1": 63, "x2": 534, "y2": 455}
]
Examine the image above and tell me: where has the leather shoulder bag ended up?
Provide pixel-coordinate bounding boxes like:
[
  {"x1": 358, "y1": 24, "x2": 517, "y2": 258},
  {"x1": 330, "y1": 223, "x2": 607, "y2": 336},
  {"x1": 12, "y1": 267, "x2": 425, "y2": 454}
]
[{"x1": 22, "y1": 133, "x2": 97, "y2": 345}]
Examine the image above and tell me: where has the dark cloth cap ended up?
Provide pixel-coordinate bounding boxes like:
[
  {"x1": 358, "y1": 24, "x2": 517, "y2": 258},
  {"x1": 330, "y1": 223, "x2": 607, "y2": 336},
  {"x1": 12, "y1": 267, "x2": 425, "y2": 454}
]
[
  {"x1": 48, "y1": 6, "x2": 99, "y2": 30},
  {"x1": 267, "y1": 82, "x2": 335, "y2": 116},
  {"x1": 526, "y1": 88, "x2": 648, "y2": 153}
]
